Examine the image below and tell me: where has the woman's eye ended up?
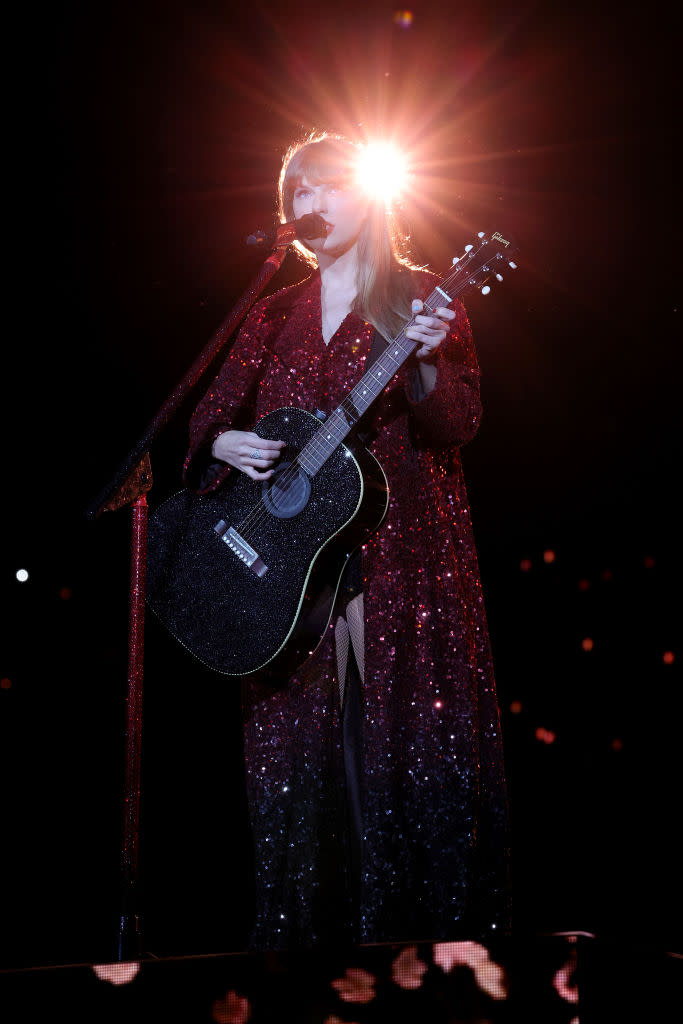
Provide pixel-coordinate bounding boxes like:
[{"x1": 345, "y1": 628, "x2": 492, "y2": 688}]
[{"x1": 295, "y1": 189, "x2": 312, "y2": 199}]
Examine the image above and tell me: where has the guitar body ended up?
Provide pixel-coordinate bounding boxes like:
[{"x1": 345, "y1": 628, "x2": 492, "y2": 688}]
[{"x1": 146, "y1": 407, "x2": 389, "y2": 676}]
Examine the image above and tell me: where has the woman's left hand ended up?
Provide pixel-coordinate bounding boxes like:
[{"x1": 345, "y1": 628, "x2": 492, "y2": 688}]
[{"x1": 406, "y1": 299, "x2": 455, "y2": 359}]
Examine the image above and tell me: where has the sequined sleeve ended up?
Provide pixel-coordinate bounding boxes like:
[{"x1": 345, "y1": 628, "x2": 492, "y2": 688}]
[
  {"x1": 405, "y1": 296, "x2": 483, "y2": 448},
  {"x1": 182, "y1": 300, "x2": 272, "y2": 493}
]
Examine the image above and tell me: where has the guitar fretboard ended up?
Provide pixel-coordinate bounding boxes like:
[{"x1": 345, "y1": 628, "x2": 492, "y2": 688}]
[
  {"x1": 295, "y1": 284, "x2": 446, "y2": 477},
  {"x1": 294, "y1": 232, "x2": 513, "y2": 477}
]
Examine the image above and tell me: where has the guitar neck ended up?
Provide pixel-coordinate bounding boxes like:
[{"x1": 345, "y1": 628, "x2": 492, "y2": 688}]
[
  {"x1": 295, "y1": 283, "x2": 447, "y2": 477},
  {"x1": 295, "y1": 231, "x2": 517, "y2": 477}
]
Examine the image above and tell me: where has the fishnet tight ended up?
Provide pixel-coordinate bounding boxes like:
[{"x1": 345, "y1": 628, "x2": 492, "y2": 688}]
[{"x1": 334, "y1": 592, "x2": 364, "y2": 706}]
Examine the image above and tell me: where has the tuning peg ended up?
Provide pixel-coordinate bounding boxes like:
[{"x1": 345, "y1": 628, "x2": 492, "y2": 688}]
[
  {"x1": 465, "y1": 244, "x2": 473, "y2": 252},
  {"x1": 452, "y1": 256, "x2": 460, "y2": 264},
  {"x1": 495, "y1": 273, "x2": 503, "y2": 282},
  {"x1": 477, "y1": 231, "x2": 485, "y2": 238},
  {"x1": 481, "y1": 285, "x2": 491, "y2": 295},
  {"x1": 509, "y1": 260, "x2": 517, "y2": 269}
]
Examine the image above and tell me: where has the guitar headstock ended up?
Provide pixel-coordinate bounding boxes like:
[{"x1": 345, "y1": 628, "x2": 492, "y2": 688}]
[{"x1": 442, "y1": 230, "x2": 519, "y2": 300}]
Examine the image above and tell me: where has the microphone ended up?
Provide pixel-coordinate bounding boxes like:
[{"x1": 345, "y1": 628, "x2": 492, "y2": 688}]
[{"x1": 246, "y1": 213, "x2": 327, "y2": 247}]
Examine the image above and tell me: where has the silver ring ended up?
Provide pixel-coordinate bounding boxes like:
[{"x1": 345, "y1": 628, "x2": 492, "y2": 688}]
[{"x1": 251, "y1": 449, "x2": 261, "y2": 460}]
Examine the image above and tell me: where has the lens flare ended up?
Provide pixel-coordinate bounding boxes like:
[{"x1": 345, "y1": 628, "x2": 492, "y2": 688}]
[{"x1": 355, "y1": 142, "x2": 409, "y2": 205}]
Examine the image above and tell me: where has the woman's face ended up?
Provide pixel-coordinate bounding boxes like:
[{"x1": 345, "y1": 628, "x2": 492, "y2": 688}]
[{"x1": 291, "y1": 174, "x2": 369, "y2": 258}]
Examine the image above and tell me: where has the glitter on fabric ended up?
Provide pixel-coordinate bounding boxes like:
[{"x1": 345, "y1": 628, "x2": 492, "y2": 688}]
[{"x1": 183, "y1": 270, "x2": 510, "y2": 950}]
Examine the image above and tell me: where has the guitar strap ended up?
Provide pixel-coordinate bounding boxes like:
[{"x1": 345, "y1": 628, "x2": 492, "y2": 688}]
[
  {"x1": 354, "y1": 328, "x2": 413, "y2": 448},
  {"x1": 334, "y1": 328, "x2": 393, "y2": 687},
  {"x1": 367, "y1": 327, "x2": 389, "y2": 369}
]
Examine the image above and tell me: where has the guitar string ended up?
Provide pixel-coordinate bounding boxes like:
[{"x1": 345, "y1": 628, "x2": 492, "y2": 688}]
[
  {"x1": 232, "y1": 323, "x2": 417, "y2": 540},
  {"x1": 231, "y1": 267, "x2": 470, "y2": 542},
  {"x1": 230, "y1": 267, "x2": 471, "y2": 542},
  {"x1": 225, "y1": 244, "x2": 497, "y2": 545},
  {"x1": 232, "y1": 244, "x2": 486, "y2": 539},
  {"x1": 231, "y1": 364, "x2": 399, "y2": 539}
]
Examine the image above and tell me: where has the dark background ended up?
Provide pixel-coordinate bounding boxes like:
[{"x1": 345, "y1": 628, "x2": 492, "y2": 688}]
[{"x1": 2, "y1": 0, "x2": 679, "y2": 970}]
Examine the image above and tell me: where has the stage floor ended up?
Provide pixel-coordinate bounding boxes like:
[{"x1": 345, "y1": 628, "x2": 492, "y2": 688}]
[{"x1": 2, "y1": 933, "x2": 680, "y2": 1023}]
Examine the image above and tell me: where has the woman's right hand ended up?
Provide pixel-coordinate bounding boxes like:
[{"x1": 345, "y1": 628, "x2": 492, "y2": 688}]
[{"x1": 211, "y1": 430, "x2": 286, "y2": 481}]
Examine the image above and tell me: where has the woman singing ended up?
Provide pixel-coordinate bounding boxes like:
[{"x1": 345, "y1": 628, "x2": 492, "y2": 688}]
[{"x1": 180, "y1": 131, "x2": 510, "y2": 950}]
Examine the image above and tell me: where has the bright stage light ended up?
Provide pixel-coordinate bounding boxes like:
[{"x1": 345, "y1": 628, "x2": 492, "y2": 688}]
[{"x1": 356, "y1": 142, "x2": 409, "y2": 205}]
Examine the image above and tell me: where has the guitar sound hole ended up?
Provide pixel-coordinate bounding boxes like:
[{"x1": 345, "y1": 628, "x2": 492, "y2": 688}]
[{"x1": 262, "y1": 462, "x2": 311, "y2": 520}]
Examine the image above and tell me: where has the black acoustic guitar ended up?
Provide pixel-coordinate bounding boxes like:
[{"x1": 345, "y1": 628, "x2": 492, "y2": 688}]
[{"x1": 146, "y1": 231, "x2": 517, "y2": 676}]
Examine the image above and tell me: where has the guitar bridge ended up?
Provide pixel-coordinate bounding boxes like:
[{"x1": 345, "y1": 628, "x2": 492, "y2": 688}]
[{"x1": 214, "y1": 521, "x2": 268, "y2": 578}]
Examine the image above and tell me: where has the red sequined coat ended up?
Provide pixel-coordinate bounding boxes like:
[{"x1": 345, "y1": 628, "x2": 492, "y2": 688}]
[{"x1": 184, "y1": 270, "x2": 510, "y2": 949}]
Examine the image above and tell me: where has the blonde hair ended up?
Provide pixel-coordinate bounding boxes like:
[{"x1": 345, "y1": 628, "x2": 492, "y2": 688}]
[{"x1": 278, "y1": 130, "x2": 424, "y2": 341}]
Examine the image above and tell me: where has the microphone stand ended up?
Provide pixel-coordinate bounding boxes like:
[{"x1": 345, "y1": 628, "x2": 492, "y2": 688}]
[{"x1": 86, "y1": 221, "x2": 306, "y2": 961}]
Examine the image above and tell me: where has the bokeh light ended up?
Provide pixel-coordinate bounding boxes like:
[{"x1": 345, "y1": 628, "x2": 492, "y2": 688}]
[
  {"x1": 212, "y1": 989, "x2": 251, "y2": 1024},
  {"x1": 433, "y1": 942, "x2": 507, "y2": 999},
  {"x1": 331, "y1": 966, "x2": 376, "y2": 1003},
  {"x1": 392, "y1": 10, "x2": 414, "y2": 28},
  {"x1": 16, "y1": 569, "x2": 29, "y2": 583},
  {"x1": 391, "y1": 945, "x2": 428, "y2": 990}
]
